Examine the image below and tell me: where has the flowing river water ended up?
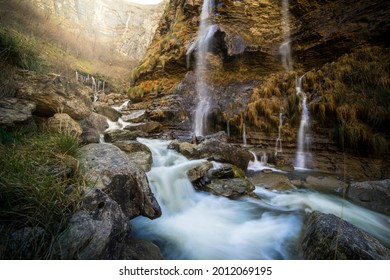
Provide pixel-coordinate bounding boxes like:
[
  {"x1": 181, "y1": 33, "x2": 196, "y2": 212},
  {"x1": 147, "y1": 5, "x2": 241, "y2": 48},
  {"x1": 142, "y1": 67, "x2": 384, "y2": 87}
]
[{"x1": 131, "y1": 138, "x2": 390, "y2": 260}]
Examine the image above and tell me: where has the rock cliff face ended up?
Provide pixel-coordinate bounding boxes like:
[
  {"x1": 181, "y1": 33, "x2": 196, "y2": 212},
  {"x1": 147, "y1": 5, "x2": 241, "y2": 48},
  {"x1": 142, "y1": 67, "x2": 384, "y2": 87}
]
[
  {"x1": 29, "y1": 0, "x2": 168, "y2": 61},
  {"x1": 127, "y1": 0, "x2": 390, "y2": 179}
]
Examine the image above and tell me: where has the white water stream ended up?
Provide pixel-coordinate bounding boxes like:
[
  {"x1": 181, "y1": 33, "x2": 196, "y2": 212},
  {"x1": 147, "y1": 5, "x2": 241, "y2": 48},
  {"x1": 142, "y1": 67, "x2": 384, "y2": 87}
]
[
  {"x1": 193, "y1": 0, "x2": 216, "y2": 136},
  {"x1": 295, "y1": 75, "x2": 311, "y2": 169},
  {"x1": 132, "y1": 139, "x2": 390, "y2": 260}
]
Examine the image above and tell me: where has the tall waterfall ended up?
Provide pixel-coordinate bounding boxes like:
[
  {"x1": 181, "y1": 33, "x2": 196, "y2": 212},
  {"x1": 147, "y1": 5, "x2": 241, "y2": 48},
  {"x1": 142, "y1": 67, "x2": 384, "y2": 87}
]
[
  {"x1": 295, "y1": 75, "x2": 311, "y2": 169},
  {"x1": 279, "y1": 0, "x2": 292, "y2": 71},
  {"x1": 193, "y1": 0, "x2": 216, "y2": 136},
  {"x1": 274, "y1": 112, "x2": 283, "y2": 156}
]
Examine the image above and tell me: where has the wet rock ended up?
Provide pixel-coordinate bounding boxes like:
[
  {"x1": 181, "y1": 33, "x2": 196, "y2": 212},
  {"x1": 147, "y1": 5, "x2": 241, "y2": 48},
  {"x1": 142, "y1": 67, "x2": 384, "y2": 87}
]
[
  {"x1": 248, "y1": 173, "x2": 295, "y2": 191},
  {"x1": 204, "y1": 131, "x2": 228, "y2": 142},
  {"x1": 14, "y1": 70, "x2": 92, "y2": 120},
  {"x1": 197, "y1": 139, "x2": 252, "y2": 170},
  {"x1": 0, "y1": 98, "x2": 36, "y2": 126},
  {"x1": 208, "y1": 162, "x2": 246, "y2": 180},
  {"x1": 94, "y1": 103, "x2": 121, "y2": 122},
  {"x1": 187, "y1": 161, "x2": 213, "y2": 182},
  {"x1": 118, "y1": 237, "x2": 164, "y2": 260},
  {"x1": 346, "y1": 179, "x2": 390, "y2": 216},
  {"x1": 304, "y1": 175, "x2": 348, "y2": 195},
  {"x1": 113, "y1": 141, "x2": 153, "y2": 172},
  {"x1": 86, "y1": 112, "x2": 109, "y2": 133},
  {"x1": 121, "y1": 110, "x2": 146, "y2": 123},
  {"x1": 56, "y1": 191, "x2": 128, "y2": 260},
  {"x1": 104, "y1": 129, "x2": 148, "y2": 143},
  {"x1": 78, "y1": 143, "x2": 161, "y2": 219},
  {"x1": 47, "y1": 113, "x2": 82, "y2": 137},
  {"x1": 302, "y1": 211, "x2": 390, "y2": 260},
  {"x1": 203, "y1": 178, "x2": 255, "y2": 199},
  {"x1": 123, "y1": 122, "x2": 162, "y2": 134}
]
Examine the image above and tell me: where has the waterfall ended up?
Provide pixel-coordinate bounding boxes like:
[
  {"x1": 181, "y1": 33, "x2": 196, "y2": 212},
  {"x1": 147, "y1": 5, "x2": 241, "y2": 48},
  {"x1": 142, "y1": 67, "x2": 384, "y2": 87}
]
[
  {"x1": 242, "y1": 121, "x2": 247, "y2": 146},
  {"x1": 295, "y1": 75, "x2": 311, "y2": 169},
  {"x1": 193, "y1": 0, "x2": 216, "y2": 136},
  {"x1": 274, "y1": 112, "x2": 283, "y2": 156},
  {"x1": 279, "y1": 0, "x2": 292, "y2": 71},
  {"x1": 248, "y1": 151, "x2": 284, "y2": 173}
]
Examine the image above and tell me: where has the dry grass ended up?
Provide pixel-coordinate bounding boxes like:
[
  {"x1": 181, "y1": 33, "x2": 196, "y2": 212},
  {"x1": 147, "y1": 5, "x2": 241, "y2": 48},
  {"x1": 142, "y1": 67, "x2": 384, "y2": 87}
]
[{"x1": 307, "y1": 45, "x2": 390, "y2": 153}]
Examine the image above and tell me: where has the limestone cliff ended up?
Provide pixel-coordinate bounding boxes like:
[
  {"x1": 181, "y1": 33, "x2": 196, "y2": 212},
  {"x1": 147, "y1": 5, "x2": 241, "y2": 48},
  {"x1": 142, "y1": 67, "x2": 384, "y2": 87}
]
[
  {"x1": 30, "y1": 0, "x2": 169, "y2": 62},
  {"x1": 128, "y1": 0, "x2": 390, "y2": 179}
]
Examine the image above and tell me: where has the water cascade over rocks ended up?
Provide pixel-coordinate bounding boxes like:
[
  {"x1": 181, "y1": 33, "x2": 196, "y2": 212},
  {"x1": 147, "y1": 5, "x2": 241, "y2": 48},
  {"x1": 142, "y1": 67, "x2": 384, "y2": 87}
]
[
  {"x1": 192, "y1": 0, "x2": 216, "y2": 136},
  {"x1": 295, "y1": 75, "x2": 311, "y2": 169},
  {"x1": 131, "y1": 139, "x2": 390, "y2": 259}
]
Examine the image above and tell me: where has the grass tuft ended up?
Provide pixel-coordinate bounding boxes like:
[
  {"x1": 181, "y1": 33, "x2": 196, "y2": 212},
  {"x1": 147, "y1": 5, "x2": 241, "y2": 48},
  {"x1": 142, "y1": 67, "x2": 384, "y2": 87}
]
[{"x1": 0, "y1": 128, "x2": 85, "y2": 259}]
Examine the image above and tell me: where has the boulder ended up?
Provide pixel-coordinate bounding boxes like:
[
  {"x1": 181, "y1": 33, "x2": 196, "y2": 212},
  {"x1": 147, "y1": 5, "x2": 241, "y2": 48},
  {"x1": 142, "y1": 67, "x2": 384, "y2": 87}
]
[
  {"x1": 124, "y1": 122, "x2": 162, "y2": 134},
  {"x1": 172, "y1": 138, "x2": 252, "y2": 170},
  {"x1": 304, "y1": 175, "x2": 348, "y2": 195},
  {"x1": 203, "y1": 178, "x2": 255, "y2": 198},
  {"x1": 104, "y1": 129, "x2": 148, "y2": 143},
  {"x1": 78, "y1": 143, "x2": 161, "y2": 219},
  {"x1": 121, "y1": 110, "x2": 146, "y2": 123},
  {"x1": 0, "y1": 98, "x2": 36, "y2": 126},
  {"x1": 197, "y1": 139, "x2": 252, "y2": 170},
  {"x1": 47, "y1": 113, "x2": 82, "y2": 137},
  {"x1": 14, "y1": 70, "x2": 92, "y2": 120},
  {"x1": 79, "y1": 113, "x2": 109, "y2": 144},
  {"x1": 79, "y1": 120, "x2": 100, "y2": 144},
  {"x1": 56, "y1": 190, "x2": 128, "y2": 260},
  {"x1": 248, "y1": 173, "x2": 295, "y2": 191},
  {"x1": 86, "y1": 112, "x2": 109, "y2": 133},
  {"x1": 346, "y1": 179, "x2": 390, "y2": 216},
  {"x1": 113, "y1": 141, "x2": 153, "y2": 172},
  {"x1": 301, "y1": 211, "x2": 390, "y2": 260},
  {"x1": 110, "y1": 236, "x2": 164, "y2": 260},
  {"x1": 94, "y1": 103, "x2": 121, "y2": 122}
]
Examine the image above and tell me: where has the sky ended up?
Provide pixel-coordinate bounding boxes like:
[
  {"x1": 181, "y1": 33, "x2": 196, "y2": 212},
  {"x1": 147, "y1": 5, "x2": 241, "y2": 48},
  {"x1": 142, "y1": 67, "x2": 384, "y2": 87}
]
[{"x1": 126, "y1": 0, "x2": 163, "y2": 4}]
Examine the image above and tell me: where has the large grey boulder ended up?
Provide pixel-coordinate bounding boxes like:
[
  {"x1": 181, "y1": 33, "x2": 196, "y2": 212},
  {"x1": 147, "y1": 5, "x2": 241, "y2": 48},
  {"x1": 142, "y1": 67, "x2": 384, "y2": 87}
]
[
  {"x1": 346, "y1": 179, "x2": 390, "y2": 216},
  {"x1": 301, "y1": 211, "x2": 390, "y2": 260},
  {"x1": 14, "y1": 70, "x2": 92, "y2": 120},
  {"x1": 56, "y1": 190, "x2": 128, "y2": 260},
  {"x1": 57, "y1": 143, "x2": 163, "y2": 259},
  {"x1": 113, "y1": 141, "x2": 153, "y2": 172},
  {"x1": 78, "y1": 143, "x2": 161, "y2": 219},
  {"x1": 79, "y1": 112, "x2": 109, "y2": 144}
]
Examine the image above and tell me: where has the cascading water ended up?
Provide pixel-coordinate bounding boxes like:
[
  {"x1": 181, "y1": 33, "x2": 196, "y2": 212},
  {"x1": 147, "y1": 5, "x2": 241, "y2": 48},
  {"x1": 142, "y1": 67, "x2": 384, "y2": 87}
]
[
  {"x1": 132, "y1": 139, "x2": 390, "y2": 259},
  {"x1": 274, "y1": 112, "x2": 283, "y2": 156},
  {"x1": 295, "y1": 75, "x2": 311, "y2": 169},
  {"x1": 193, "y1": 0, "x2": 216, "y2": 136},
  {"x1": 242, "y1": 121, "x2": 247, "y2": 146},
  {"x1": 279, "y1": 0, "x2": 292, "y2": 71}
]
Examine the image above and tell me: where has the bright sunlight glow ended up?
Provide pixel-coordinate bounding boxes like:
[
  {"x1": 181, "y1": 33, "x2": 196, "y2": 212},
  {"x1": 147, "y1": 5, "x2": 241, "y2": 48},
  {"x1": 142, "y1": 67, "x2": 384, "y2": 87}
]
[{"x1": 126, "y1": 0, "x2": 163, "y2": 4}]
